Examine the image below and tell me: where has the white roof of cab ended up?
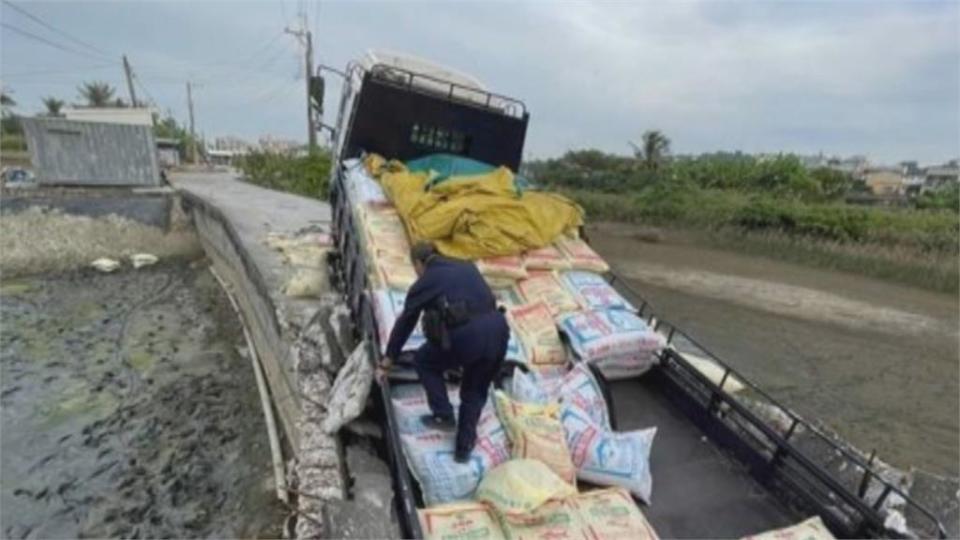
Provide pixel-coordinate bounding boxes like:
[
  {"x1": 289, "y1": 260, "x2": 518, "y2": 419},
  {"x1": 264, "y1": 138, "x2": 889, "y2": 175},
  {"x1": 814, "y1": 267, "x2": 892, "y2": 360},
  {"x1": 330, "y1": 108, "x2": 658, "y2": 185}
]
[{"x1": 362, "y1": 49, "x2": 487, "y2": 91}]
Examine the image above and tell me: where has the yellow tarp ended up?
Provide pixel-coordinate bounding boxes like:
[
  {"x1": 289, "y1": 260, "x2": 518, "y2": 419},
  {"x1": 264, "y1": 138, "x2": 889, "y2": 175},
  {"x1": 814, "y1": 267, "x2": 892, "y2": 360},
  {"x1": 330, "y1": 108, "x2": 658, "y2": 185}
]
[{"x1": 364, "y1": 155, "x2": 584, "y2": 260}]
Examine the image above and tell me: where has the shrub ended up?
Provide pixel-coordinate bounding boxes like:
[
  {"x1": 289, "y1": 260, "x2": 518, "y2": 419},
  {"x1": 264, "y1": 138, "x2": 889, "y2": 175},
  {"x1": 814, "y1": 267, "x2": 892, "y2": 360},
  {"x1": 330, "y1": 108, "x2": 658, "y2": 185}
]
[{"x1": 237, "y1": 150, "x2": 331, "y2": 200}]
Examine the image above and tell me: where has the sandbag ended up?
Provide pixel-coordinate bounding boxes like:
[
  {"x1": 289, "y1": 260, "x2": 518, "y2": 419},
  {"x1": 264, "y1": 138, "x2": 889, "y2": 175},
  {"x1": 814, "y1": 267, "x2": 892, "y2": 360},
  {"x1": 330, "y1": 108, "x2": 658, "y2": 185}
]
[
  {"x1": 508, "y1": 368, "x2": 550, "y2": 405},
  {"x1": 741, "y1": 516, "x2": 835, "y2": 540},
  {"x1": 418, "y1": 502, "x2": 505, "y2": 540},
  {"x1": 555, "y1": 236, "x2": 609, "y2": 273},
  {"x1": 507, "y1": 302, "x2": 567, "y2": 368},
  {"x1": 345, "y1": 159, "x2": 388, "y2": 206},
  {"x1": 394, "y1": 385, "x2": 510, "y2": 506},
  {"x1": 561, "y1": 405, "x2": 656, "y2": 503},
  {"x1": 558, "y1": 309, "x2": 665, "y2": 363},
  {"x1": 477, "y1": 255, "x2": 528, "y2": 280},
  {"x1": 283, "y1": 268, "x2": 326, "y2": 298},
  {"x1": 475, "y1": 459, "x2": 576, "y2": 524},
  {"x1": 362, "y1": 206, "x2": 410, "y2": 252},
  {"x1": 592, "y1": 351, "x2": 659, "y2": 380},
  {"x1": 491, "y1": 285, "x2": 525, "y2": 308},
  {"x1": 523, "y1": 245, "x2": 571, "y2": 271},
  {"x1": 517, "y1": 272, "x2": 580, "y2": 317},
  {"x1": 510, "y1": 364, "x2": 610, "y2": 430},
  {"x1": 572, "y1": 488, "x2": 659, "y2": 540},
  {"x1": 559, "y1": 271, "x2": 634, "y2": 312},
  {"x1": 497, "y1": 498, "x2": 583, "y2": 540},
  {"x1": 372, "y1": 249, "x2": 418, "y2": 289},
  {"x1": 322, "y1": 341, "x2": 374, "y2": 434},
  {"x1": 494, "y1": 391, "x2": 577, "y2": 485},
  {"x1": 372, "y1": 288, "x2": 426, "y2": 354}
]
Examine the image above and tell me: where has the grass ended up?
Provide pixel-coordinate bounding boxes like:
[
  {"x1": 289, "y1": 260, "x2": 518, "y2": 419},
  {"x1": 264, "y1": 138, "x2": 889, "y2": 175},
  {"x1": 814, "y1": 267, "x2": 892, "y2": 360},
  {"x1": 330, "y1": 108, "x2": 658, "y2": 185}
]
[
  {"x1": 704, "y1": 227, "x2": 958, "y2": 294},
  {"x1": 567, "y1": 189, "x2": 959, "y2": 294},
  {"x1": 236, "y1": 150, "x2": 331, "y2": 200}
]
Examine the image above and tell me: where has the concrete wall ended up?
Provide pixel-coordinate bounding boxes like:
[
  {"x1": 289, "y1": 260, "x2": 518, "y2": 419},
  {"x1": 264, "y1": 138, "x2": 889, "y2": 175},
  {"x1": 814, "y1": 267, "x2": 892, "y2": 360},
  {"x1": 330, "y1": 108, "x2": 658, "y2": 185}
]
[
  {"x1": 21, "y1": 117, "x2": 160, "y2": 186},
  {"x1": 1, "y1": 190, "x2": 172, "y2": 229}
]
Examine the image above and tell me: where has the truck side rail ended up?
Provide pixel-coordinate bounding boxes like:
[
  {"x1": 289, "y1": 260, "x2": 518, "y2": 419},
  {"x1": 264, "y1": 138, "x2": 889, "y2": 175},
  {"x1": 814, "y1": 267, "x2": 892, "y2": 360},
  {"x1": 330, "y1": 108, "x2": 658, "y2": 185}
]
[
  {"x1": 330, "y1": 169, "x2": 425, "y2": 538},
  {"x1": 606, "y1": 273, "x2": 948, "y2": 539}
]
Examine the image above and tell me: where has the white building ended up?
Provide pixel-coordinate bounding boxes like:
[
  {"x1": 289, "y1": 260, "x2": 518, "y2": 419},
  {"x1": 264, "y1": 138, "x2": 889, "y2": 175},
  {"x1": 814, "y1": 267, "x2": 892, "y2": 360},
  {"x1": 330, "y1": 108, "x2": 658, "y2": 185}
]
[{"x1": 62, "y1": 107, "x2": 155, "y2": 126}]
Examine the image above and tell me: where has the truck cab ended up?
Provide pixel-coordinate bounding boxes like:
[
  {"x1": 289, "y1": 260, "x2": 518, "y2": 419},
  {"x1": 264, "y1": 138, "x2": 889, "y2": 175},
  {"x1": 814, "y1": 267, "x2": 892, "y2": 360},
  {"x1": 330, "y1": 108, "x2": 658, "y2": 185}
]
[{"x1": 320, "y1": 50, "x2": 529, "y2": 170}]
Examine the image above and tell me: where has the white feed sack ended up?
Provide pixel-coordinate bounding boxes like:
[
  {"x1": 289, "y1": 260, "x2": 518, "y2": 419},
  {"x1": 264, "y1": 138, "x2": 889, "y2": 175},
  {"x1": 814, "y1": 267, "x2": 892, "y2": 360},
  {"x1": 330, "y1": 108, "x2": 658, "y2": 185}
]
[
  {"x1": 130, "y1": 253, "x2": 159, "y2": 269},
  {"x1": 90, "y1": 257, "x2": 121, "y2": 272},
  {"x1": 322, "y1": 341, "x2": 375, "y2": 434},
  {"x1": 284, "y1": 268, "x2": 327, "y2": 298}
]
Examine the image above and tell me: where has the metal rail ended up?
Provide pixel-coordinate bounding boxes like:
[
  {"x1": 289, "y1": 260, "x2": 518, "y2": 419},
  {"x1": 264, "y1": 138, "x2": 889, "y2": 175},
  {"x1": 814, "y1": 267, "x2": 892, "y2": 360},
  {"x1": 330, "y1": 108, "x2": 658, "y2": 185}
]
[
  {"x1": 366, "y1": 63, "x2": 527, "y2": 119},
  {"x1": 330, "y1": 166, "x2": 424, "y2": 538},
  {"x1": 607, "y1": 272, "x2": 948, "y2": 539}
]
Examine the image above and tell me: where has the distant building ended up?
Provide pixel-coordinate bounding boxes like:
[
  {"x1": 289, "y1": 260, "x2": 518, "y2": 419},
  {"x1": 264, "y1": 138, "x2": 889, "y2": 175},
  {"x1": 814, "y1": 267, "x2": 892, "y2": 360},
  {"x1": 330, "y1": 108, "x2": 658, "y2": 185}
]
[
  {"x1": 156, "y1": 138, "x2": 181, "y2": 168},
  {"x1": 258, "y1": 135, "x2": 301, "y2": 154},
  {"x1": 863, "y1": 167, "x2": 905, "y2": 196},
  {"x1": 827, "y1": 155, "x2": 868, "y2": 180},
  {"x1": 213, "y1": 136, "x2": 253, "y2": 153},
  {"x1": 63, "y1": 107, "x2": 154, "y2": 126},
  {"x1": 924, "y1": 162, "x2": 959, "y2": 191}
]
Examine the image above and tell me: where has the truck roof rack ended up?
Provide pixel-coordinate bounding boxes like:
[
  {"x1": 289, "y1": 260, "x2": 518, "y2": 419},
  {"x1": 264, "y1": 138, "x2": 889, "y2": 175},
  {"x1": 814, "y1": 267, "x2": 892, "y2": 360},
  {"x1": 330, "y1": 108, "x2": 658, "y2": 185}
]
[{"x1": 334, "y1": 61, "x2": 529, "y2": 170}]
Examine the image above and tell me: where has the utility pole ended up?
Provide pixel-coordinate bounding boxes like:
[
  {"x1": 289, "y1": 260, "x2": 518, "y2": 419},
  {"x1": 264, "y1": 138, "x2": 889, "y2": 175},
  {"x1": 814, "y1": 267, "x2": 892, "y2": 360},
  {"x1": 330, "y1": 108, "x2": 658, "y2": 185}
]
[
  {"x1": 285, "y1": 13, "x2": 317, "y2": 151},
  {"x1": 122, "y1": 54, "x2": 138, "y2": 108},
  {"x1": 186, "y1": 81, "x2": 198, "y2": 164}
]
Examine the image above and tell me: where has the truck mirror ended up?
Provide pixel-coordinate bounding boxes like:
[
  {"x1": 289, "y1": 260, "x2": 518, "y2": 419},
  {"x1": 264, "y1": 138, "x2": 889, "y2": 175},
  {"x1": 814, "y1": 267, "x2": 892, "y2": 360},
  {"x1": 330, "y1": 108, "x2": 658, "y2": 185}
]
[{"x1": 309, "y1": 75, "x2": 325, "y2": 116}]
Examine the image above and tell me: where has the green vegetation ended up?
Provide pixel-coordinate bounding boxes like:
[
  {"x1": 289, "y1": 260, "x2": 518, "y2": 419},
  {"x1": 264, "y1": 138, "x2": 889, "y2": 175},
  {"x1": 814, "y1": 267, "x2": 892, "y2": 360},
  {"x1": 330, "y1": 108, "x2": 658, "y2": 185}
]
[
  {"x1": 76, "y1": 81, "x2": 124, "y2": 108},
  {"x1": 237, "y1": 149, "x2": 331, "y2": 199},
  {"x1": 42, "y1": 97, "x2": 65, "y2": 117},
  {"x1": 152, "y1": 113, "x2": 199, "y2": 162},
  {"x1": 526, "y1": 149, "x2": 959, "y2": 293}
]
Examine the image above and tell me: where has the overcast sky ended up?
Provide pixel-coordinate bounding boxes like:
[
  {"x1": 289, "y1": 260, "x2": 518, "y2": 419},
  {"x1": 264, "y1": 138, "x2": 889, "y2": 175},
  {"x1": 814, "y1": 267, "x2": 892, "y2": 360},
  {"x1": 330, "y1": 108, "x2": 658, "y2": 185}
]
[{"x1": 2, "y1": 1, "x2": 957, "y2": 164}]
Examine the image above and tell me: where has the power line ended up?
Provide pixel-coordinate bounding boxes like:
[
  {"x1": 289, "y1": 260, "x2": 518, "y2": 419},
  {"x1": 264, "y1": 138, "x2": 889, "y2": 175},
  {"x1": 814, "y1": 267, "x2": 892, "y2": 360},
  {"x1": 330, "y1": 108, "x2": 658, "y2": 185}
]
[
  {"x1": 2, "y1": 63, "x2": 114, "y2": 78},
  {"x1": 2, "y1": 0, "x2": 110, "y2": 58},
  {"x1": 1, "y1": 22, "x2": 106, "y2": 61}
]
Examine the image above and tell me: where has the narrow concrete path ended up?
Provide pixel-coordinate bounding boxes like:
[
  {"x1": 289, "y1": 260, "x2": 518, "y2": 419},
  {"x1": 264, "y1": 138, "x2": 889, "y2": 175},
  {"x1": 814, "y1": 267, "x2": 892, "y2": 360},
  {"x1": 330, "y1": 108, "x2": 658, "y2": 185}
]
[{"x1": 169, "y1": 171, "x2": 333, "y2": 324}]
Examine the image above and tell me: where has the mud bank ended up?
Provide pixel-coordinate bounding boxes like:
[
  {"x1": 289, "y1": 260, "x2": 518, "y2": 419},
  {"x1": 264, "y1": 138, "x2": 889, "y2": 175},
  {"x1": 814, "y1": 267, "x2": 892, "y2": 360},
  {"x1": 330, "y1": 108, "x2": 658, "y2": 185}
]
[
  {"x1": 589, "y1": 223, "x2": 959, "y2": 478},
  {"x1": 1, "y1": 264, "x2": 285, "y2": 538}
]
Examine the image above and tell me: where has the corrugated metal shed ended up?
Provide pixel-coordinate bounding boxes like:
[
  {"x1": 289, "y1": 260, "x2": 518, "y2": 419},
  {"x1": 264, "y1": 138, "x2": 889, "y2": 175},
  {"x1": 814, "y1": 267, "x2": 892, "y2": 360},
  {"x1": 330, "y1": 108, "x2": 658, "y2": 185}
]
[{"x1": 21, "y1": 117, "x2": 160, "y2": 186}]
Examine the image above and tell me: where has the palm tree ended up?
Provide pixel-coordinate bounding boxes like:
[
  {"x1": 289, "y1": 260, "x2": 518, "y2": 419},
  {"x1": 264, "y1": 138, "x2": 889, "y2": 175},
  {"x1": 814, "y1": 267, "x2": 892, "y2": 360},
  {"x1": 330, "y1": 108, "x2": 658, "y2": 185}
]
[
  {"x1": 42, "y1": 96, "x2": 65, "y2": 117},
  {"x1": 629, "y1": 130, "x2": 671, "y2": 171},
  {"x1": 77, "y1": 81, "x2": 116, "y2": 107}
]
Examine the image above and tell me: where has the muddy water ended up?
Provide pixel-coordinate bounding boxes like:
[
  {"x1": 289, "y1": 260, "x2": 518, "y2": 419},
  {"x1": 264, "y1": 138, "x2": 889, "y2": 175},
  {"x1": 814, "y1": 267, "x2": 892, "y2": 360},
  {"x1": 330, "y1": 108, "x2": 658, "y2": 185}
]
[
  {"x1": 0, "y1": 263, "x2": 285, "y2": 538},
  {"x1": 589, "y1": 223, "x2": 959, "y2": 477}
]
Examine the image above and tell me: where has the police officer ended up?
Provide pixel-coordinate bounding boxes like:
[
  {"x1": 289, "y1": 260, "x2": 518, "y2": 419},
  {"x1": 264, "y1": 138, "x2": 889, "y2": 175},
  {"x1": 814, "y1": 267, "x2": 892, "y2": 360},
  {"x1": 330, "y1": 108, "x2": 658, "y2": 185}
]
[{"x1": 379, "y1": 242, "x2": 509, "y2": 463}]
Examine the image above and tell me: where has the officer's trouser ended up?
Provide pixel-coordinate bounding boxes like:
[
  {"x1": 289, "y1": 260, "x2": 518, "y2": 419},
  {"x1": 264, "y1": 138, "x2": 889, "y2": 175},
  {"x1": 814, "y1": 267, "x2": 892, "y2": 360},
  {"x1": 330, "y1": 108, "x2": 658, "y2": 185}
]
[{"x1": 414, "y1": 312, "x2": 508, "y2": 454}]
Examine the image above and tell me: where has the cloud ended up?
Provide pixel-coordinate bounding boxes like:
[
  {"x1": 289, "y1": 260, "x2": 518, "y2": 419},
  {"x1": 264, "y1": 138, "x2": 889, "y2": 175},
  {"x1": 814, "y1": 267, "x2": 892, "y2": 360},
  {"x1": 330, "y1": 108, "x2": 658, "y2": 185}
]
[{"x1": 1, "y1": 0, "x2": 956, "y2": 164}]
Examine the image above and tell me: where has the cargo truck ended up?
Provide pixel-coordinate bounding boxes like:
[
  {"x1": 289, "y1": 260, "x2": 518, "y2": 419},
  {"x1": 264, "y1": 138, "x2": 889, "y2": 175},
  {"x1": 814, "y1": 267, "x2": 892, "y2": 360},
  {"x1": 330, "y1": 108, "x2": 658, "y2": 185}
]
[{"x1": 319, "y1": 50, "x2": 946, "y2": 539}]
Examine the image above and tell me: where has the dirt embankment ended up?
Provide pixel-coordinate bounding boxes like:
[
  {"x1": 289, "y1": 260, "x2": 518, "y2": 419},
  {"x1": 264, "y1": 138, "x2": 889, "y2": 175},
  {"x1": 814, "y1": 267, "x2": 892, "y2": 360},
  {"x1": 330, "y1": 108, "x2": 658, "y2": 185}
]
[{"x1": 589, "y1": 222, "x2": 959, "y2": 478}]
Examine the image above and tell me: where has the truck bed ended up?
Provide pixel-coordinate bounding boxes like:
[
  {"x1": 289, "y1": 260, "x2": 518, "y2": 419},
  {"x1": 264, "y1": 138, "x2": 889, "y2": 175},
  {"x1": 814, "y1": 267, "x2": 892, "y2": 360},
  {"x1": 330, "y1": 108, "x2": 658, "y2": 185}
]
[
  {"x1": 611, "y1": 374, "x2": 796, "y2": 537},
  {"x1": 330, "y1": 160, "x2": 948, "y2": 540}
]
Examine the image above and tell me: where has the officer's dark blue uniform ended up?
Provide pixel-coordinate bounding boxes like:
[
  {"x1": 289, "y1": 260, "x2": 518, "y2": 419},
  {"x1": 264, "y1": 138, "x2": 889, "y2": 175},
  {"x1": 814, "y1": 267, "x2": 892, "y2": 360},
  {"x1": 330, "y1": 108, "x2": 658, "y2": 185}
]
[{"x1": 385, "y1": 256, "x2": 509, "y2": 455}]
